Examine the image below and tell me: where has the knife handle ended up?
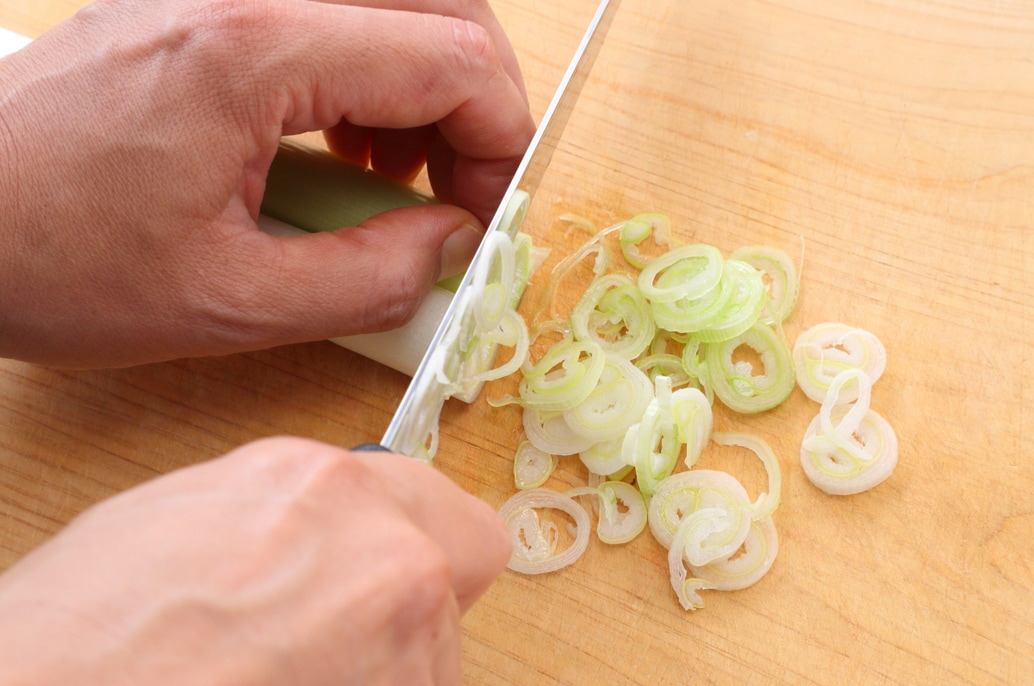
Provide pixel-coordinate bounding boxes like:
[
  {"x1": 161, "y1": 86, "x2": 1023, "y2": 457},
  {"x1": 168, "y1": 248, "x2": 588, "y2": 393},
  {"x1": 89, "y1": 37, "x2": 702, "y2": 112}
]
[{"x1": 351, "y1": 443, "x2": 390, "y2": 452}]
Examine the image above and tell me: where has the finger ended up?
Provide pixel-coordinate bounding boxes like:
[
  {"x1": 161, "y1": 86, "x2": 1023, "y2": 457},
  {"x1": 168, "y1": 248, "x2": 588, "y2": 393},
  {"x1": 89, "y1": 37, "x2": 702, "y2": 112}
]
[
  {"x1": 315, "y1": 0, "x2": 529, "y2": 104},
  {"x1": 324, "y1": 119, "x2": 373, "y2": 167},
  {"x1": 370, "y1": 124, "x2": 436, "y2": 183},
  {"x1": 199, "y1": 204, "x2": 484, "y2": 348},
  {"x1": 249, "y1": 4, "x2": 534, "y2": 224},
  {"x1": 357, "y1": 453, "x2": 511, "y2": 613}
]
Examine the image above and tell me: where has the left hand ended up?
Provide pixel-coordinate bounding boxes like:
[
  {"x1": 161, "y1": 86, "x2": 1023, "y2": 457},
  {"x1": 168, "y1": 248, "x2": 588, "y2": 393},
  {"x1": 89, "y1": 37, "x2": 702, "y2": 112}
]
[{"x1": 0, "y1": 0, "x2": 535, "y2": 368}]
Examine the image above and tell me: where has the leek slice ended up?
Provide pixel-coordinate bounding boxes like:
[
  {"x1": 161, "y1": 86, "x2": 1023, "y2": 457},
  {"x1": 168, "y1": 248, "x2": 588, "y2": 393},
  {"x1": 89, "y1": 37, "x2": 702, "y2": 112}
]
[
  {"x1": 800, "y1": 368, "x2": 898, "y2": 495},
  {"x1": 570, "y1": 273, "x2": 657, "y2": 359},
  {"x1": 712, "y1": 432, "x2": 782, "y2": 521},
  {"x1": 647, "y1": 469, "x2": 753, "y2": 557},
  {"x1": 792, "y1": 322, "x2": 887, "y2": 403},
  {"x1": 514, "y1": 339, "x2": 607, "y2": 412},
  {"x1": 622, "y1": 376, "x2": 682, "y2": 496},
  {"x1": 703, "y1": 321, "x2": 795, "y2": 413},
  {"x1": 562, "y1": 354, "x2": 654, "y2": 443},
  {"x1": 513, "y1": 440, "x2": 557, "y2": 489},
  {"x1": 499, "y1": 489, "x2": 591, "y2": 574},
  {"x1": 688, "y1": 515, "x2": 778, "y2": 592},
  {"x1": 565, "y1": 481, "x2": 648, "y2": 545},
  {"x1": 619, "y1": 213, "x2": 676, "y2": 269},
  {"x1": 730, "y1": 245, "x2": 800, "y2": 322}
]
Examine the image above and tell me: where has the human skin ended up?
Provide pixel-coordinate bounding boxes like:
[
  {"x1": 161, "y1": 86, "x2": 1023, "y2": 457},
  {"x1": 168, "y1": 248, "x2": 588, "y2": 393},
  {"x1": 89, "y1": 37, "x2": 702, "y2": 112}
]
[
  {"x1": 0, "y1": 0, "x2": 532, "y2": 681},
  {"x1": 0, "y1": 0, "x2": 536, "y2": 368},
  {"x1": 0, "y1": 437, "x2": 513, "y2": 685}
]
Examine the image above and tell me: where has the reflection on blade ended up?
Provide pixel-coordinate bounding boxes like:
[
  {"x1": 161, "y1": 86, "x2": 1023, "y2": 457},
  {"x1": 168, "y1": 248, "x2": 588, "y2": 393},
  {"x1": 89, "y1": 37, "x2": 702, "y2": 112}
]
[{"x1": 381, "y1": 0, "x2": 622, "y2": 457}]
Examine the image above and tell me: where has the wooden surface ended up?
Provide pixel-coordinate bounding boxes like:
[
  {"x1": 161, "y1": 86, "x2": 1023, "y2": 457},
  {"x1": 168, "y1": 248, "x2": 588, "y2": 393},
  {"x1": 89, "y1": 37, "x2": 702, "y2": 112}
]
[{"x1": 2, "y1": 0, "x2": 1032, "y2": 683}]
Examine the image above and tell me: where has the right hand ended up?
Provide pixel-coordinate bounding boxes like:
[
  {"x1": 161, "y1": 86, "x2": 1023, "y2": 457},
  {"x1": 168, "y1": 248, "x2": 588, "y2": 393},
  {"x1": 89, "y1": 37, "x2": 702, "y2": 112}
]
[{"x1": 0, "y1": 437, "x2": 512, "y2": 685}]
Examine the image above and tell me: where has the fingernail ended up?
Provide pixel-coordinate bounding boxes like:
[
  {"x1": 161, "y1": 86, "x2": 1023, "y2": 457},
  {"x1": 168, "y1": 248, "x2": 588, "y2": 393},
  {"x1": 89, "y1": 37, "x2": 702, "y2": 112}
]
[{"x1": 439, "y1": 224, "x2": 485, "y2": 280}]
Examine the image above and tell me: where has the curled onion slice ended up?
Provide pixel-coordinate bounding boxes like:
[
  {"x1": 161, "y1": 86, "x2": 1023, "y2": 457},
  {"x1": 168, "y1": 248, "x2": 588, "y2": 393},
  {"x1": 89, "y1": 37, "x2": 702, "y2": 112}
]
[
  {"x1": 570, "y1": 273, "x2": 657, "y2": 359},
  {"x1": 793, "y1": 322, "x2": 886, "y2": 403},
  {"x1": 516, "y1": 339, "x2": 607, "y2": 412},
  {"x1": 730, "y1": 245, "x2": 800, "y2": 322},
  {"x1": 800, "y1": 368, "x2": 898, "y2": 495},
  {"x1": 563, "y1": 354, "x2": 654, "y2": 443},
  {"x1": 711, "y1": 432, "x2": 782, "y2": 521},
  {"x1": 703, "y1": 321, "x2": 795, "y2": 413},
  {"x1": 619, "y1": 213, "x2": 676, "y2": 269},
  {"x1": 578, "y1": 436, "x2": 629, "y2": 476},
  {"x1": 566, "y1": 481, "x2": 648, "y2": 545},
  {"x1": 648, "y1": 470, "x2": 753, "y2": 565},
  {"x1": 499, "y1": 489, "x2": 591, "y2": 574},
  {"x1": 623, "y1": 376, "x2": 681, "y2": 496},
  {"x1": 689, "y1": 515, "x2": 778, "y2": 592}
]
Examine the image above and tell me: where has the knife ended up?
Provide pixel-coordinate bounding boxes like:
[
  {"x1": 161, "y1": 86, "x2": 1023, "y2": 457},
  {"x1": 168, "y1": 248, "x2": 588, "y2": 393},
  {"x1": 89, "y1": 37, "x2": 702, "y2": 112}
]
[{"x1": 371, "y1": 0, "x2": 621, "y2": 457}]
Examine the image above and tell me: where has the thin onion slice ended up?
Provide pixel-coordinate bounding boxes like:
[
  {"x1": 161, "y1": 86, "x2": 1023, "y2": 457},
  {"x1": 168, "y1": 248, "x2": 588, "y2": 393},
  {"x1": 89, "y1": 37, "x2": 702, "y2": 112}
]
[
  {"x1": 570, "y1": 273, "x2": 657, "y2": 359},
  {"x1": 730, "y1": 245, "x2": 800, "y2": 322},
  {"x1": 793, "y1": 322, "x2": 886, "y2": 403},
  {"x1": 648, "y1": 469, "x2": 753, "y2": 564},
  {"x1": 711, "y1": 432, "x2": 782, "y2": 521},
  {"x1": 800, "y1": 368, "x2": 898, "y2": 495},
  {"x1": 513, "y1": 440, "x2": 556, "y2": 489},
  {"x1": 566, "y1": 481, "x2": 648, "y2": 544},
  {"x1": 689, "y1": 515, "x2": 778, "y2": 591},
  {"x1": 499, "y1": 489, "x2": 592, "y2": 574},
  {"x1": 703, "y1": 321, "x2": 795, "y2": 413}
]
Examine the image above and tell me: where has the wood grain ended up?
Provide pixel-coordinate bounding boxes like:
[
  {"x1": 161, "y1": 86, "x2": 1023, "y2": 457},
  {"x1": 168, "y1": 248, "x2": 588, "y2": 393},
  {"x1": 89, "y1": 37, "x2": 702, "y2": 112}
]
[{"x1": 1, "y1": 0, "x2": 1031, "y2": 683}]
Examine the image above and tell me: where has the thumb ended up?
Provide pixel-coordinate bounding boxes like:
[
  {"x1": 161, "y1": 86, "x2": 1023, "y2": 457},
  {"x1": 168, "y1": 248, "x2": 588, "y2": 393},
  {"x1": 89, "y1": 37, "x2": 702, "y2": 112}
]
[{"x1": 219, "y1": 204, "x2": 484, "y2": 347}]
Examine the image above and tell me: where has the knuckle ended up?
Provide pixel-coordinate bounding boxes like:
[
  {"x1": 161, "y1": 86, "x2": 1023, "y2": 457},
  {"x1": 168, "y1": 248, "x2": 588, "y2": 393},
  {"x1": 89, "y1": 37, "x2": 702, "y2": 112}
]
[{"x1": 444, "y1": 18, "x2": 498, "y2": 78}]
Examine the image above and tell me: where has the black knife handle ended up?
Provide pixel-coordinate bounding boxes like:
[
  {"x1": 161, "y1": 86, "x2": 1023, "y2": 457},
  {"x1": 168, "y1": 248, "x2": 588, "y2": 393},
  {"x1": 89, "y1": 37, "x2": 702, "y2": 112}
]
[{"x1": 351, "y1": 443, "x2": 390, "y2": 452}]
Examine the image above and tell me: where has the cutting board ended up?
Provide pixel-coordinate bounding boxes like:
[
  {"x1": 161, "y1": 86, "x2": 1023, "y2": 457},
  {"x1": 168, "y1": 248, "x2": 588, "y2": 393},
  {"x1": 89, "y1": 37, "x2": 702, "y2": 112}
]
[{"x1": 1, "y1": 0, "x2": 1031, "y2": 683}]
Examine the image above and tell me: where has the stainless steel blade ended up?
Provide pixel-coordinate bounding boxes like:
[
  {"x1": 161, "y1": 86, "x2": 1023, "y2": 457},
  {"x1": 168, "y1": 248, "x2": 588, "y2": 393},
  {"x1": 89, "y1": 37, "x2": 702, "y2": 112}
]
[{"x1": 381, "y1": 0, "x2": 621, "y2": 456}]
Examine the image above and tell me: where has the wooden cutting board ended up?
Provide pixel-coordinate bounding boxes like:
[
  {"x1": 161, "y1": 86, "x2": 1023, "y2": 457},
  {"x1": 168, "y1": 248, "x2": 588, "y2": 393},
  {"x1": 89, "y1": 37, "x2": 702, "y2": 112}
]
[{"x1": 1, "y1": 1, "x2": 1031, "y2": 683}]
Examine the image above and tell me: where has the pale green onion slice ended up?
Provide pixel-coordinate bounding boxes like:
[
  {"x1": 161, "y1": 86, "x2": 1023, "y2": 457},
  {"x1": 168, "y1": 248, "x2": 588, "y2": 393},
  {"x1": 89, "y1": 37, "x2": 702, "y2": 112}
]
[
  {"x1": 570, "y1": 273, "x2": 657, "y2": 359},
  {"x1": 793, "y1": 322, "x2": 887, "y2": 403},
  {"x1": 515, "y1": 339, "x2": 607, "y2": 412},
  {"x1": 672, "y1": 387, "x2": 713, "y2": 468},
  {"x1": 712, "y1": 432, "x2": 782, "y2": 521},
  {"x1": 513, "y1": 440, "x2": 557, "y2": 489},
  {"x1": 636, "y1": 352, "x2": 693, "y2": 388},
  {"x1": 578, "y1": 437, "x2": 629, "y2": 476},
  {"x1": 689, "y1": 515, "x2": 778, "y2": 592},
  {"x1": 647, "y1": 469, "x2": 752, "y2": 560},
  {"x1": 622, "y1": 376, "x2": 681, "y2": 496},
  {"x1": 563, "y1": 354, "x2": 654, "y2": 443},
  {"x1": 691, "y1": 259, "x2": 768, "y2": 343},
  {"x1": 566, "y1": 481, "x2": 648, "y2": 545},
  {"x1": 800, "y1": 369, "x2": 898, "y2": 495},
  {"x1": 667, "y1": 507, "x2": 732, "y2": 610},
  {"x1": 595, "y1": 481, "x2": 648, "y2": 544},
  {"x1": 499, "y1": 489, "x2": 591, "y2": 574},
  {"x1": 730, "y1": 245, "x2": 800, "y2": 322},
  {"x1": 703, "y1": 321, "x2": 795, "y2": 413},
  {"x1": 637, "y1": 244, "x2": 724, "y2": 305},
  {"x1": 619, "y1": 213, "x2": 676, "y2": 269},
  {"x1": 522, "y1": 408, "x2": 599, "y2": 456}
]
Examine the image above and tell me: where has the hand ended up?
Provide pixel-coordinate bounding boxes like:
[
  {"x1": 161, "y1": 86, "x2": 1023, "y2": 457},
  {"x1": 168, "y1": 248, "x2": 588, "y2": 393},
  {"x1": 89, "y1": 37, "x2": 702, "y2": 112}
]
[
  {"x1": 0, "y1": 437, "x2": 511, "y2": 685},
  {"x1": 0, "y1": 0, "x2": 535, "y2": 367}
]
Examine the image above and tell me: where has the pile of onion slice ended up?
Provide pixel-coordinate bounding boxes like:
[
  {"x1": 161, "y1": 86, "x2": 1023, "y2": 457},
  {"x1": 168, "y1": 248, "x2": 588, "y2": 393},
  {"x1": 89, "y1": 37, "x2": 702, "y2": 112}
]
[
  {"x1": 492, "y1": 214, "x2": 798, "y2": 608},
  {"x1": 490, "y1": 214, "x2": 898, "y2": 610}
]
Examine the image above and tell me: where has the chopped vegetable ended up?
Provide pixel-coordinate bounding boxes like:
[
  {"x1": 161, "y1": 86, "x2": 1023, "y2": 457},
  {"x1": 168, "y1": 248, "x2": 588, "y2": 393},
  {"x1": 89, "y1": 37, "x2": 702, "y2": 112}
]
[
  {"x1": 800, "y1": 367, "x2": 898, "y2": 495},
  {"x1": 792, "y1": 322, "x2": 887, "y2": 403}
]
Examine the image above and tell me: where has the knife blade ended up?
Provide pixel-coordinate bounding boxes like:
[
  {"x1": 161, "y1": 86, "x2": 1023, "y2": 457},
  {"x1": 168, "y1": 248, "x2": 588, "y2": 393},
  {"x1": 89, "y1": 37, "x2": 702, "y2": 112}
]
[{"x1": 378, "y1": 0, "x2": 621, "y2": 457}]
